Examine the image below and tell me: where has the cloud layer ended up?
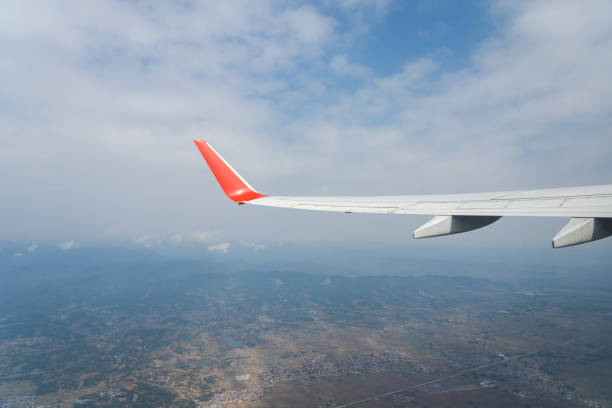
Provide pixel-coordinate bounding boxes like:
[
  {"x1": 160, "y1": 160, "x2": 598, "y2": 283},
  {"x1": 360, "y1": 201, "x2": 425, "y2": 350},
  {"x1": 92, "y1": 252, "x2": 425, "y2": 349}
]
[{"x1": 1, "y1": 0, "x2": 611, "y2": 250}]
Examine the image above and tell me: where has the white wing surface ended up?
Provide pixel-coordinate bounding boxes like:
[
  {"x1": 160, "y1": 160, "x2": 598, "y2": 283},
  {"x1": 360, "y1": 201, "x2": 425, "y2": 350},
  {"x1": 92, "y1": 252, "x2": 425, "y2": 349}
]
[{"x1": 195, "y1": 140, "x2": 612, "y2": 248}]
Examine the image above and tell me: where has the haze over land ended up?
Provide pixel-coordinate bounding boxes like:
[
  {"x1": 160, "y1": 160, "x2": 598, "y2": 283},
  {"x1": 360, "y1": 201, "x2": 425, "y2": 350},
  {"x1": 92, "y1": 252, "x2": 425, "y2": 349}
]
[{"x1": 2, "y1": 246, "x2": 612, "y2": 407}]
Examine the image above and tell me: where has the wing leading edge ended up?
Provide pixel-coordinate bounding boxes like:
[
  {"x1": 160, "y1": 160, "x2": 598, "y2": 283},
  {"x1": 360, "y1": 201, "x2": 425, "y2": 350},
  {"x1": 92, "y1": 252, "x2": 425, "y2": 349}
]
[{"x1": 194, "y1": 140, "x2": 612, "y2": 248}]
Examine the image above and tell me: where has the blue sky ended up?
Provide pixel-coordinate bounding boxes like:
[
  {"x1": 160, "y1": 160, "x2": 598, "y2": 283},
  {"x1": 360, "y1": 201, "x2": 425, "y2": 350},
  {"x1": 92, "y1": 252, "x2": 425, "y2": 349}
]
[
  {"x1": 352, "y1": 1, "x2": 493, "y2": 75},
  {"x1": 1, "y1": 0, "x2": 611, "y2": 262}
]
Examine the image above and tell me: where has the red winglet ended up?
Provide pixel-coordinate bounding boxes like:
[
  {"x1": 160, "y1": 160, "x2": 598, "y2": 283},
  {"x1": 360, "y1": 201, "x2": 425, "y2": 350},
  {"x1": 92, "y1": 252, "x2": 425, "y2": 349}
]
[{"x1": 194, "y1": 140, "x2": 267, "y2": 203}]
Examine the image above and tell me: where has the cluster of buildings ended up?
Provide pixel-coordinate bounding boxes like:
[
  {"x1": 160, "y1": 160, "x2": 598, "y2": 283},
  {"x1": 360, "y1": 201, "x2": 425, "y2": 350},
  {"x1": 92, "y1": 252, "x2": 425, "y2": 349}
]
[
  {"x1": 197, "y1": 387, "x2": 263, "y2": 408},
  {"x1": 0, "y1": 395, "x2": 57, "y2": 408},
  {"x1": 74, "y1": 383, "x2": 137, "y2": 405},
  {"x1": 196, "y1": 351, "x2": 428, "y2": 407},
  {"x1": 261, "y1": 351, "x2": 426, "y2": 387}
]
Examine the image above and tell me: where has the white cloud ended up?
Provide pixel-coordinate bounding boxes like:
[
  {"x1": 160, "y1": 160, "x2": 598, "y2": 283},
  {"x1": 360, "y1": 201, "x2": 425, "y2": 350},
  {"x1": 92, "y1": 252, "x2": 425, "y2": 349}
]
[
  {"x1": 58, "y1": 240, "x2": 76, "y2": 250},
  {"x1": 333, "y1": 0, "x2": 392, "y2": 15},
  {"x1": 185, "y1": 230, "x2": 218, "y2": 244},
  {"x1": 13, "y1": 252, "x2": 23, "y2": 257},
  {"x1": 134, "y1": 234, "x2": 155, "y2": 247},
  {"x1": 239, "y1": 241, "x2": 266, "y2": 250},
  {"x1": 27, "y1": 244, "x2": 38, "y2": 252},
  {"x1": 0, "y1": 0, "x2": 348, "y2": 242},
  {"x1": 143, "y1": 230, "x2": 218, "y2": 245},
  {"x1": 169, "y1": 233, "x2": 183, "y2": 244},
  {"x1": 208, "y1": 242, "x2": 230, "y2": 253},
  {"x1": 330, "y1": 54, "x2": 367, "y2": 76},
  {"x1": 282, "y1": 6, "x2": 336, "y2": 46}
]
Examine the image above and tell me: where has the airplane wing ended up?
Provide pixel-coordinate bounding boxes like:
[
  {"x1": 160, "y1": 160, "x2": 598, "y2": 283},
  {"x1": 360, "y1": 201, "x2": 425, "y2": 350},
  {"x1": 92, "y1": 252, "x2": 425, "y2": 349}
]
[{"x1": 194, "y1": 140, "x2": 612, "y2": 248}]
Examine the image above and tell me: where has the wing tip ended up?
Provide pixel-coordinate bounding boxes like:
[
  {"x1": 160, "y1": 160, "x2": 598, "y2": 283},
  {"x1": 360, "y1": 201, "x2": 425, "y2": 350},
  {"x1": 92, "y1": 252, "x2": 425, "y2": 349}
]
[{"x1": 194, "y1": 140, "x2": 266, "y2": 203}]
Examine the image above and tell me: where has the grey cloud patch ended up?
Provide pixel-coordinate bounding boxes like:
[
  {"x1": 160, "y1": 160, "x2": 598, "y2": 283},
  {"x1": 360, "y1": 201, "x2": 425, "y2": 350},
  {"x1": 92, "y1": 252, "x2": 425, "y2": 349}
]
[
  {"x1": 208, "y1": 242, "x2": 230, "y2": 253},
  {"x1": 170, "y1": 230, "x2": 219, "y2": 244},
  {"x1": 134, "y1": 234, "x2": 158, "y2": 248},
  {"x1": 330, "y1": 54, "x2": 368, "y2": 76},
  {"x1": 239, "y1": 241, "x2": 266, "y2": 250},
  {"x1": 135, "y1": 231, "x2": 218, "y2": 247},
  {"x1": 58, "y1": 240, "x2": 76, "y2": 250}
]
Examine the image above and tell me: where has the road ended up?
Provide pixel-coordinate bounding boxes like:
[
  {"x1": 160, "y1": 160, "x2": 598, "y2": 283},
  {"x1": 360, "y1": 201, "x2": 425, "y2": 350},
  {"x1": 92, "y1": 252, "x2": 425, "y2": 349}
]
[{"x1": 333, "y1": 349, "x2": 542, "y2": 408}]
